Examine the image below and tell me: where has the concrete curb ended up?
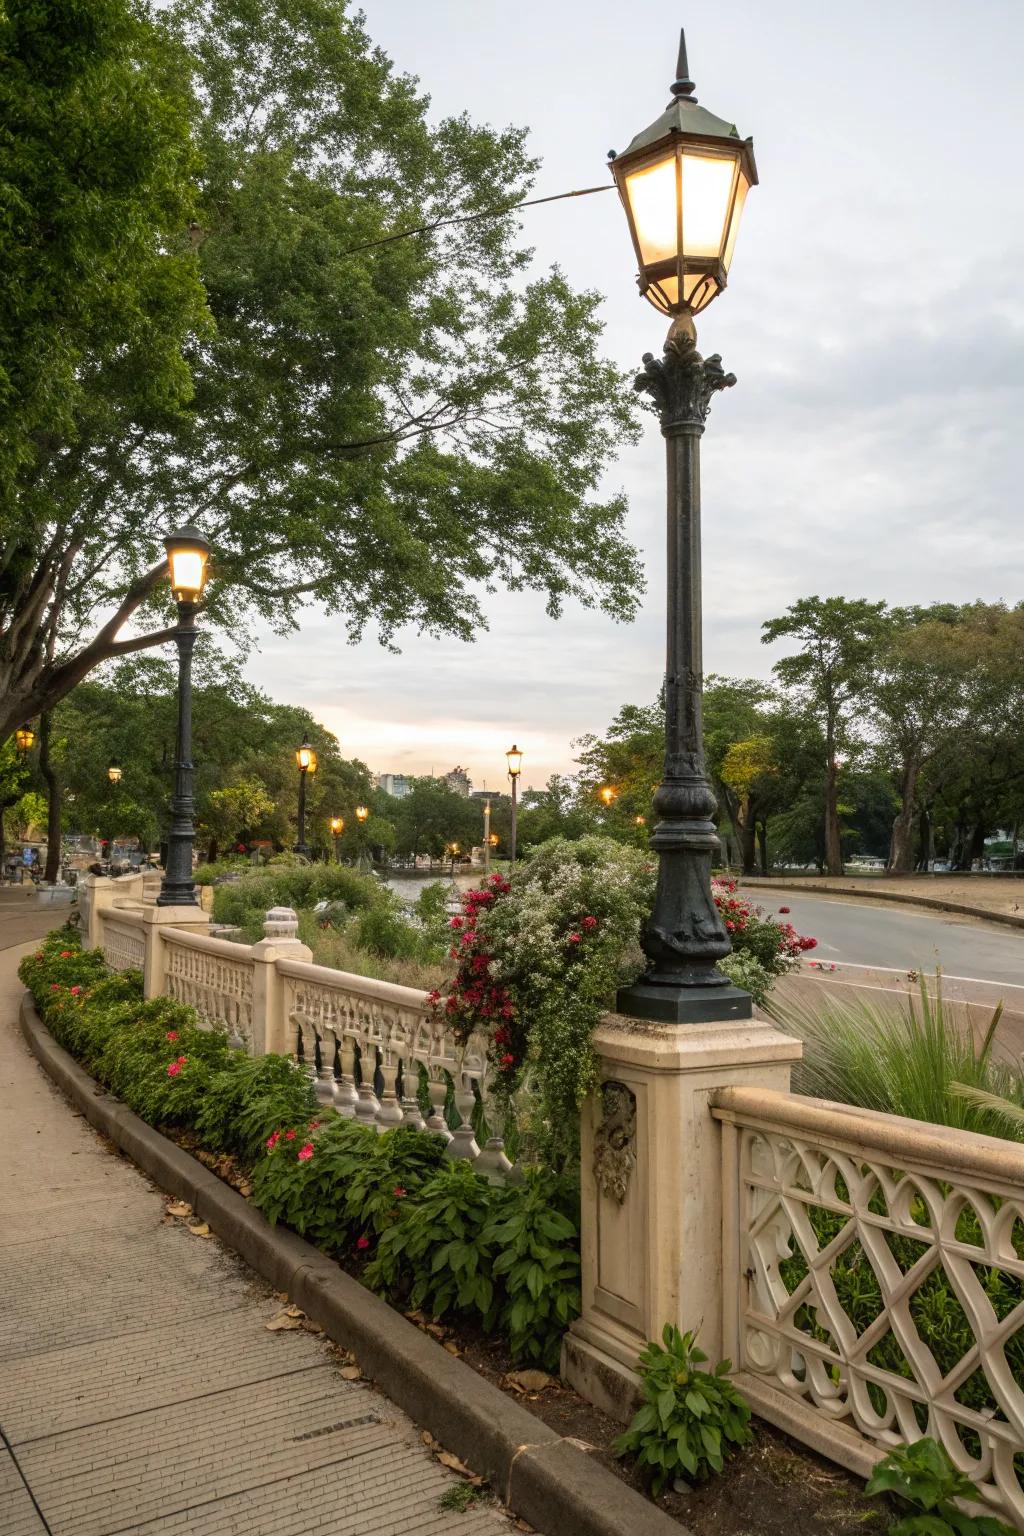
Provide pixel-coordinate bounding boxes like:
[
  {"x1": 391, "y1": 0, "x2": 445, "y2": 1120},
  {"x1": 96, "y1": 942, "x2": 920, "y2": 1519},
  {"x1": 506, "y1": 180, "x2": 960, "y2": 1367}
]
[
  {"x1": 20, "y1": 994, "x2": 683, "y2": 1536},
  {"x1": 740, "y1": 878, "x2": 1024, "y2": 932}
]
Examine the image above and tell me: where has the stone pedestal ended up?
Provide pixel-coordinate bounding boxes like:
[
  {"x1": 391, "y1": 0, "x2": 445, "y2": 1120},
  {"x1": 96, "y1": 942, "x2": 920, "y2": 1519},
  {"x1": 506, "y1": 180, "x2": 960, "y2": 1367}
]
[
  {"x1": 251, "y1": 907, "x2": 312, "y2": 1056},
  {"x1": 562, "y1": 1011, "x2": 802, "y2": 1423}
]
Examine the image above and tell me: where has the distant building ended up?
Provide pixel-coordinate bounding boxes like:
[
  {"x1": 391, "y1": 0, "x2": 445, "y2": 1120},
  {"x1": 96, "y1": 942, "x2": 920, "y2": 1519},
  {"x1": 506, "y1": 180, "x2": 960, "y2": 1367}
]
[
  {"x1": 444, "y1": 766, "x2": 472, "y2": 798},
  {"x1": 375, "y1": 773, "x2": 411, "y2": 799}
]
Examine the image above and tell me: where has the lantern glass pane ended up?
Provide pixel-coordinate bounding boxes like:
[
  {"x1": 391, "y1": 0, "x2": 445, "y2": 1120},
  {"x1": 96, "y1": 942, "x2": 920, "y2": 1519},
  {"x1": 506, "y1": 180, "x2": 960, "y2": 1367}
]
[
  {"x1": 169, "y1": 549, "x2": 206, "y2": 598},
  {"x1": 681, "y1": 152, "x2": 736, "y2": 258},
  {"x1": 723, "y1": 172, "x2": 750, "y2": 271},
  {"x1": 624, "y1": 153, "x2": 678, "y2": 266}
]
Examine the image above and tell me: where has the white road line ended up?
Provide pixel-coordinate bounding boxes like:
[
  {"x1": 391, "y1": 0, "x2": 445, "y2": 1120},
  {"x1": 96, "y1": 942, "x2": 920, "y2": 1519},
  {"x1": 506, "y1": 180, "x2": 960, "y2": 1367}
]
[{"x1": 802, "y1": 959, "x2": 1024, "y2": 991}]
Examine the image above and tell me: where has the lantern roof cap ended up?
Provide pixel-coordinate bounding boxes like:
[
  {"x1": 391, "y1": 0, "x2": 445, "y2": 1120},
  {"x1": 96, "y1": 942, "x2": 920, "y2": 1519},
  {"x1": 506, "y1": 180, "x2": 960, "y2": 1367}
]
[{"x1": 615, "y1": 30, "x2": 757, "y2": 180}]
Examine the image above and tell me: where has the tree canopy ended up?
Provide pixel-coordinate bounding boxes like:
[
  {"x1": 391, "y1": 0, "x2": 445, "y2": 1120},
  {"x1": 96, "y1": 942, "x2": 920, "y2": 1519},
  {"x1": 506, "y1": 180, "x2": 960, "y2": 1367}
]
[{"x1": 0, "y1": 0, "x2": 642, "y2": 742}]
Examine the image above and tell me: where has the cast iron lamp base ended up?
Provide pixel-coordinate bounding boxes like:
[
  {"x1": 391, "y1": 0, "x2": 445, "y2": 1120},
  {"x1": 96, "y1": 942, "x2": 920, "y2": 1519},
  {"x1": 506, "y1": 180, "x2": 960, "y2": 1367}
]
[{"x1": 616, "y1": 979, "x2": 753, "y2": 1025}]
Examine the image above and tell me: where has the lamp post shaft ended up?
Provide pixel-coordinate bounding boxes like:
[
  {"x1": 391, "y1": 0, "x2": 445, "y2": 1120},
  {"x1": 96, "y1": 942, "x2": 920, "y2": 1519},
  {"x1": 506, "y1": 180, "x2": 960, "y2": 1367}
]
[
  {"x1": 617, "y1": 316, "x2": 751, "y2": 1023},
  {"x1": 483, "y1": 801, "x2": 491, "y2": 873},
  {"x1": 509, "y1": 779, "x2": 518, "y2": 865},
  {"x1": 158, "y1": 602, "x2": 199, "y2": 906},
  {"x1": 296, "y1": 770, "x2": 308, "y2": 856}
]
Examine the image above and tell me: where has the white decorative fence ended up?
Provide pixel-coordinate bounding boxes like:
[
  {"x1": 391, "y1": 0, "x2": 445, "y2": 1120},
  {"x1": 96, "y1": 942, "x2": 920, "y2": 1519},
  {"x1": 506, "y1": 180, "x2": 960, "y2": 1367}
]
[
  {"x1": 85, "y1": 884, "x2": 512, "y2": 1180},
  {"x1": 712, "y1": 1087, "x2": 1024, "y2": 1528}
]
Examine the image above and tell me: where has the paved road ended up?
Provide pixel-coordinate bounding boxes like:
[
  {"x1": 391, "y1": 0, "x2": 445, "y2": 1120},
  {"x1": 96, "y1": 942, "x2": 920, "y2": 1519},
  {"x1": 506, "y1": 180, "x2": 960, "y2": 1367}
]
[
  {"x1": 0, "y1": 923, "x2": 512, "y2": 1536},
  {"x1": 750, "y1": 887, "x2": 1024, "y2": 989}
]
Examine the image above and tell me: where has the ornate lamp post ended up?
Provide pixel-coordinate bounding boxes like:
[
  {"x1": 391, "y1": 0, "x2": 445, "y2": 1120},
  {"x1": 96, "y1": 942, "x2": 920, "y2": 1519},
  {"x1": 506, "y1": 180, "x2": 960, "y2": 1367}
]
[
  {"x1": 482, "y1": 798, "x2": 492, "y2": 872},
  {"x1": 355, "y1": 803, "x2": 370, "y2": 872},
  {"x1": 329, "y1": 814, "x2": 343, "y2": 863},
  {"x1": 158, "y1": 526, "x2": 211, "y2": 906},
  {"x1": 611, "y1": 31, "x2": 756, "y2": 1023},
  {"x1": 294, "y1": 740, "x2": 318, "y2": 856},
  {"x1": 506, "y1": 745, "x2": 522, "y2": 865}
]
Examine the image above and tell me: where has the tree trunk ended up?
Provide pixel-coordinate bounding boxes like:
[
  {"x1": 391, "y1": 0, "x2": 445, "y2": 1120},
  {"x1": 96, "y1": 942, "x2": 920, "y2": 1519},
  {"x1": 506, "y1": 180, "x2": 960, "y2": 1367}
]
[
  {"x1": 888, "y1": 757, "x2": 919, "y2": 874},
  {"x1": 39, "y1": 712, "x2": 62, "y2": 884},
  {"x1": 824, "y1": 756, "x2": 843, "y2": 875},
  {"x1": 916, "y1": 801, "x2": 933, "y2": 871},
  {"x1": 757, "y1": 819, "x2": 768, "y2": 876},
  {"x1": 207, "y1": 837, "x2": 218, "y2": 863}
]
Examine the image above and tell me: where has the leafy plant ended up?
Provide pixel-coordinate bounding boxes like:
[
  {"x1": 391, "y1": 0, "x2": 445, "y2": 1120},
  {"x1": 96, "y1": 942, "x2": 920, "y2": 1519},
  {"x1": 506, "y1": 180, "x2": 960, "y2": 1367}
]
[
  {"x1": 772, "y1": 973, "x2": 1023, "y2": 1138},
  {"x1": 482, "y1": 1169, "x2": 581, "y2": 1369},
  {"x1": 865, "y1": 1438, "x2": 1015, "y2": 1536},
  {"x1": 365, "y1": 1160, "x2": 497, "y2": 1319},
  {"x1": 614, "y1": 1326, "x2": 752, "y2": 1493}
]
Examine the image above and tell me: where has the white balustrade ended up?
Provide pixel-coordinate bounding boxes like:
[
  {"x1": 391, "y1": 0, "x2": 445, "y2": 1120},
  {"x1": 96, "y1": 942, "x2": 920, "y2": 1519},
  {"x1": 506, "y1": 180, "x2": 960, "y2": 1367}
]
[
  {"x1": 713, "y1": 1086, "x2": 1024, "y2": 1528},
  {"x1": 101, "y1": 911, "x2": 146, "y2": 973},
  {"x1": 161, "y1": 928, "x2": 255, "y2": 1049}
]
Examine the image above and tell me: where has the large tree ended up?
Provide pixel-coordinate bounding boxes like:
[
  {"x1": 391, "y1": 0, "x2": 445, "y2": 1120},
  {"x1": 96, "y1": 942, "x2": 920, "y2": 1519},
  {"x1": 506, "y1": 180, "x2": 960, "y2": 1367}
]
[
  {"x1": 0, "y1": 0, "x2": 642, "y2": 740},
  {"x1": 763, "y1": 597, "x2": 888, "y2": 875}
]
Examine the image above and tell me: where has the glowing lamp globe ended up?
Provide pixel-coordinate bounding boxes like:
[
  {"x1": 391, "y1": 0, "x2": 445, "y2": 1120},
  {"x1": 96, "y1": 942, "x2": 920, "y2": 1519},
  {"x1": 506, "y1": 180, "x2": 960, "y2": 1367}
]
[
  {"x1": 609, "y1": 30, "x2": 757, "y2": 317},
  {"x1": 164, "y1": 526, "x2": 211, "y2": 604},
  {"x1": 506, "y1": 745, "x2": 523, "y2": 779},
  {"x1": 296, "y1": 741, "x2": 318, "y2": 775},
  {"x1": 15, "y1": 725, "x2": 35, "y2": 753}
]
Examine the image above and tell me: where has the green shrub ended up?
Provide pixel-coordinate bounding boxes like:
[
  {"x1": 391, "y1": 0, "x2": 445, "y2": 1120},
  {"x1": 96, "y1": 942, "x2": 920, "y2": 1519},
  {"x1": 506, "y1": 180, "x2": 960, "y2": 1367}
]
[
  {"x1": 193, "y1": 1054, "x2": 317, "y2": 1159},
  {"x1": 771, "y1": 974, "x2": 1023, "y2": 1137},
  {"x1": 614, "y1": 1326, "x2": 752, "y2": 1492},
  {"x1": 865, "y1": 1438, "x2": 1015, "y2": 1536},
  {"x1": 350, "y1": 902, "x2": 422, "y2": 960},
  {"x1": 482, "y1": 1169, "x2": 581, "y2": 1368},
  {"x1": 365, "y1": 1160, "x2": 497, "y2": 1319}
]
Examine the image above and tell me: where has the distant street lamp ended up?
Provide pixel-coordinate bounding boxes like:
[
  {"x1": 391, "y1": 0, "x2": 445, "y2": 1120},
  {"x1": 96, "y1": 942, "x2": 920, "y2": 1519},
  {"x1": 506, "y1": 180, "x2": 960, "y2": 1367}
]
[
  {"x1": 446, "y1": 841, "x2": 460, "y2": 879},
  {"x1": 15, "y1": 725, "x2": 35, "y2": 754},
  {"x1": 610, "y1": 32, "x2": 756, "y2": 1023},
  {"x1": 107, "y1": 763, "x2": 123, "y2": 784},
  {"x1": 599, "y1": 785, "x2": 617, "y2": 808},
  {"x1": 158, "y1": 526, "x2": 211, "y2": 906},
  {"x1": 635, "y1": 815, "x2": 646, "y2": 827},
  {"x1": 506, "y1": 745, "x2": 522, "y2": 865},
  {"x1": 294, "y1": 740, "x2": 318, "y2": 856},
  {"x1": 482, "y1": 798, "x2": 492, "y2": 872},
  {"x1": 355, "y1": 804, "x2": 370, "y2": 872},
  {"x1": 329, "y1": 814, "x2": 344, "y2": 863}
]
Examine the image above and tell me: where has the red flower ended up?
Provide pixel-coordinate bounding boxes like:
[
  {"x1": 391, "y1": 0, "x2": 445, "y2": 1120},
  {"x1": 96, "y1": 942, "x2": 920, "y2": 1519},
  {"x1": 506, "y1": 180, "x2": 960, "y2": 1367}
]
[
  {"x1": 778, "y1": 906, "x2": 790, "y2": 915},
  {"x1": 582, "y1": 916, "x2": 598, "y2": 930},
  {"x1": 50, "y1": 983, "x2": 60, "y2": 991},
  {"x1": 568, "y1": 932, "x2": 582, "y2": 945},
  {"x1": 297, "y1": 1143, "x2": 314, "y2": 1162},
  {"x1": 308, "y1": 1119, "x2": 321, "y2": 1130},
  {"x1": 393, "y1": 1185, "x2": 406, "y2": 1198},
  {"x1": 166, "y1": 1030, "x2": 179, "y2": 1042},
  {"x1": 500, "y1": 1053, "x2": 515, "y2": 1067},
  {"x1": 356, "y1": 1235, "x2": 370, "y2": 1251},
  {"x1": 60, "y1": 949, "x2": 72, "y2": 958},
  {"x1": 266, "y1": 1131, "x2": 281, "y2": 1150},
  {"x1": 284, "y1": 1129, "x2": 296, "y2": 1140},
  {"x1": 449, "y1": 916, "x2": 463, "y2": 929},
  {"x1": 167, "y1": 1061, "x2": 182, "y2": 1077},
  {"x1": 177, "y1": 1054, "x2": 187, "y2": 1063},
  {"x1": 70, "y1": 985, "x2": 82, "y2": 996}
]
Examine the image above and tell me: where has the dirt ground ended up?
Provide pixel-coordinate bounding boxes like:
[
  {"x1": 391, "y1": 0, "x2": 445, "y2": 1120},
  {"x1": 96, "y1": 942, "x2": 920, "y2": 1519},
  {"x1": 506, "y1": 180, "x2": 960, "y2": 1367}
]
[{"x1": 741, "y1": 871, "x2": 1024, "y2": 920}]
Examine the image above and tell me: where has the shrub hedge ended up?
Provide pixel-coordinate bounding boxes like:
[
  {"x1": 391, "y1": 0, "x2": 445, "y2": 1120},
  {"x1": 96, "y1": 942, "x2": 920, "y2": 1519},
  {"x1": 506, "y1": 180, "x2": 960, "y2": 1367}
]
[{"x1": 20, "y1": 926, "x2": 581, "y2": 1369}]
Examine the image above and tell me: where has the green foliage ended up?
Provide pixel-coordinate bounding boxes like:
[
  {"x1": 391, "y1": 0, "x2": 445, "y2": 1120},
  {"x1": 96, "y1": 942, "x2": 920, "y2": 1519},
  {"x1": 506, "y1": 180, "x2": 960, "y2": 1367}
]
[
  {"x1": 438, "y1": 1481, "x2": 486, "y2": 1513},
  {"x1": 24, "y1": 926, "x2": 583, "y2": 1369},
  {"x1": 716, "y1": 949, "x2": 775, "y2": 1007},
  {"x1": 211, "y1": 863, "x2": 383, "y2": 931},
  {"x1": 774, "y1": 974, "x2": 1024, "y2": 1138},
  {"x1": 614, "y1": 1326, "x2": 752, "y2": 1494},
  {"x1": 865, "y1": 1439, "x2": 1015, "y2": 1536}
]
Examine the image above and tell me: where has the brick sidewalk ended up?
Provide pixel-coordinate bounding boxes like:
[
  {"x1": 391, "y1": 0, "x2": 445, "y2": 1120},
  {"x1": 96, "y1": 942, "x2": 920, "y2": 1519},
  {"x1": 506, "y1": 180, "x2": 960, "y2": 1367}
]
[{"x1": 0, "y1": 929, "x2": 514, "y2": 1536}]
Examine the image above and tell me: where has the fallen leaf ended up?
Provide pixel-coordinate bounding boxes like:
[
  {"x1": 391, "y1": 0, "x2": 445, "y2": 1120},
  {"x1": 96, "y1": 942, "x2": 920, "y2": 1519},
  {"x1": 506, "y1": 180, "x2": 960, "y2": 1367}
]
[
  {"x1": 187, "y1": 1222, "x2": 212, "y2": 1237},
  {"x1": 339, "y1": 1364, "x2": 362, "y2": 1380},
  {"x1": 274, "y1": 1291, "x2": 289, "y2": 1302},
  {"x1": 437, "y1": 1451, "x2": 474, "y2": 1478},
  {"x1": 424, "y1": 1323, "x2": 446, "y2": 1339},
  {"x1": 166, "y1": 1201, "x2": 192, "y2": 1218},
  {"x1": 284, "y1": 1304, "x2": 305, "y2": 1318},
  {"x1": 505, "y1": 1369, "x2": 555, "y2": 1393},
  {"x1": 265, "y1": 1312, "x2": 303, "y2": 1331},
  {"x1": 421, "y1": 1430, "x2": 439, "y2": 1448},
  {"x1": 442, "y1": 1341, "x2": 461, "y2": 1356},
  {"x1": 515, "y1": 1520, "x2": 535, "y2": 1532},
  {"x1": 300, "y1": 1318, "x2": 323, "y2": 1334}
]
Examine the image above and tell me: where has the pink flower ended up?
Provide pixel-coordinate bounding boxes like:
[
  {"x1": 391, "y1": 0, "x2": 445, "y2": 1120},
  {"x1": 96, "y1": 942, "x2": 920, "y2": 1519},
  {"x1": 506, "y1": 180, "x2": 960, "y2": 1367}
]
[
  {"x1": 167, "y1": 1061, "x2": 182, "y2": 1077},
  {"x1": 50, "y1": 983, "x2": 60, "y2": 991},
  {"x1": 166, "y1": 1031, "x2": 179, "y2": 1042},
  {"x1": 177, "y1": 1054, "x2": 187, "y2": 1064},
  {"x1": 60, "y1": 950, "x2": 72, "y2": 958},
  {"x1": 449, "y1": 916, "x2": 463, "y2": 929},
  {"x1": 284, "y1": 1129, "x2": 296, "y2": 1140},
  {"x1": 308, "y1": 1119, "x2": 321, "y2": 1130},
  {"x1": 582, "y1": 916, "x2": 598, "y2": 930},
  {"x1": 356, "y1": 1235, "x2": 370, "y2": 1251},
  {"x1": 500, "y1": 1053, "x2": 515, "y2": 1068},
  {"x1": 393, "y1": 1186, "x2": 406, "y2": 1198},
  {"x1": 266, "y1": 1132, "x2": 281, "y2": 1150},
  {"x1": 70, "y1": 985, "x2": 82, "y2": 996},
  {"x1": 568, "y1": 932, "x2": 582, "y2": 945},
  {"x1": 297, "y1": 1143, "x2": 314, "y2": 1162}
]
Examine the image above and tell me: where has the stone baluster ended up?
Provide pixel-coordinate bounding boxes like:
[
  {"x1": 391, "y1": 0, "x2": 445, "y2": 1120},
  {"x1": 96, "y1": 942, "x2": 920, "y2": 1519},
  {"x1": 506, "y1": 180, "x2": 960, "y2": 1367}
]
[
  {"x1": 375, "y1": 1047, "x2": 404, "y2": 1130},
  {"x1": 331, "y1": 1028, "x2": 359, "y2": 1118},
  {"x1": 353, "y1": 1038, "x2": 382, "y2": 1128},
  {"x1": 294, "y1": 1014, "x2": 318, "y2": 1092},
  {"x1": 474, "y1": 1069, "x2": 513, "y2": 1184},
  {"x1": 425, "y1": 1061, "x2": 453, "y2": 1142},
  {"x1": 313, "y1": 1026, "x2": 336, "y2": 1107},
  {"x1": 445, "y1": 1070, "x2": 481, "y2": 1161},
  {"x1": 399, "y1": 1056, "x2": 427, "y2": 1131}
]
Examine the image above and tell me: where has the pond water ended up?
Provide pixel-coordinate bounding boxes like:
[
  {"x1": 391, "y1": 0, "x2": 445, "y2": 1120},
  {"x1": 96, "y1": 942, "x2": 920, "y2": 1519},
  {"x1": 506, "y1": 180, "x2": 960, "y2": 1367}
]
[{"x1": 377, "y1": 869, "x2": 480, "y2": 907}]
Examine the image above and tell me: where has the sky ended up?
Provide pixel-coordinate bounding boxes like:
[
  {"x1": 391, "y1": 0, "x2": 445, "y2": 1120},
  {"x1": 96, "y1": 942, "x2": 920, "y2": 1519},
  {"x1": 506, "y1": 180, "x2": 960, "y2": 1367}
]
[{"x1": 242, "y1": 0, "x2": 1024, "y2": 792}]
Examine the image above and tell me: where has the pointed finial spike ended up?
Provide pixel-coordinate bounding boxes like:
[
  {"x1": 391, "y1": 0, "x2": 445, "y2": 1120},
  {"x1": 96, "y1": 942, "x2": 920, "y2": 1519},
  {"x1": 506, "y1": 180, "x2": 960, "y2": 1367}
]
[{"x1": 670, "y1": 26, "x2": 697, "y2": 102}]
